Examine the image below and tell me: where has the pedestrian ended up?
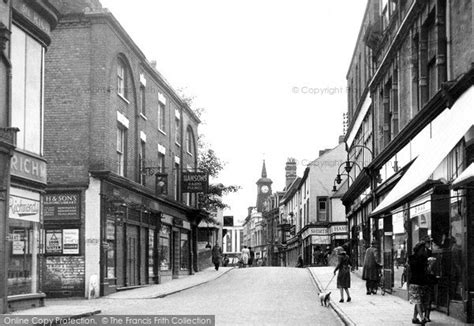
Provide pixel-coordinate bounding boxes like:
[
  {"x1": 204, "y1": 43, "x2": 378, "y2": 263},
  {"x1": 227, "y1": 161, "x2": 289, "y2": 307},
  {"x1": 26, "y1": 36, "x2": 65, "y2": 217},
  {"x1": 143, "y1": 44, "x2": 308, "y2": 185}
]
[
  {"x1": 362, "y1": 240, "x2": 382, "y2": 295},
  {"x1": 241, "y1": 246, "x2": 250, "y2": 268},
  {"x1": 408, "y1": 241, "x2": 429, "y2": 325},
  {"x1": 248, "y1": 247, "x2": 255, "y2": 267},
  {"x1": 334, "y1": 247, "x2": 352, "y2": 303},
  {"x1": 296, "y1": 255, "x2": 304, "y2": 268},
  {"x1": 211, "y1": 242, "x2": 222, "y2": 271},
  {"x1": 424, "y1": 257, "x2": 437, "y2": 322},
  {"x1": 222, "y1": 254, "x2": 230, "y2": 267}
]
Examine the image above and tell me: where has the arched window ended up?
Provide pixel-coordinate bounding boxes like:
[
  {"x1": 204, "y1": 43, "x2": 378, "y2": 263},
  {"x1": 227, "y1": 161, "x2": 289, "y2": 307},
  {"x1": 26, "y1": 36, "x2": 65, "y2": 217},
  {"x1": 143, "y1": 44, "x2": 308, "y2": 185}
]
[
  {"x1": 186, "y1": 127, "x2": 196, "y2": 156},
  {"x1": 117, "y1": 58, "x2": 128, "y2": 99}
]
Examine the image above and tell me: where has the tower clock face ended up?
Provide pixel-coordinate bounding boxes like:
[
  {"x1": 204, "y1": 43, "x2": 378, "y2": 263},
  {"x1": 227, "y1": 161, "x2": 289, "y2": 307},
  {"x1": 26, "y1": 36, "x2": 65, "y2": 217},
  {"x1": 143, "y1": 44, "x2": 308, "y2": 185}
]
[{"x1": 261, "y1": 185, "x2": 269, "y2": 194}]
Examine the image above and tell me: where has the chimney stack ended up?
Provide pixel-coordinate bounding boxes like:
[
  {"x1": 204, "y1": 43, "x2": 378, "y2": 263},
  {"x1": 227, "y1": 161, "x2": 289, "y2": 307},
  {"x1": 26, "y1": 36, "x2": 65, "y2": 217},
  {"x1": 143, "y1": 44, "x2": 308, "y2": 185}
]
[
  {"x1": 285, "y1": 158, "x2": 297, "y2": 189},
  {"x1": 150, "y1": 60, "x2": 157, "y2": 68},
  {"x1": 339, "y1": 135, "x2": 345, "y2": 144}
]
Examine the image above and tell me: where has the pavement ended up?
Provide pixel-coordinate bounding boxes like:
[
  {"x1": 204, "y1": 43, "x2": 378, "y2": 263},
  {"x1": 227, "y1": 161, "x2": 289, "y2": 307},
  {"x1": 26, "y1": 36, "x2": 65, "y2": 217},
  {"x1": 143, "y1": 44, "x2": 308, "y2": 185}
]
[
  {"x1": 4, "y1": 267, "x2": 233, "y2": 318},
  {"x1": 308, "y1": 266, "x2": 473, "y2": 326}
]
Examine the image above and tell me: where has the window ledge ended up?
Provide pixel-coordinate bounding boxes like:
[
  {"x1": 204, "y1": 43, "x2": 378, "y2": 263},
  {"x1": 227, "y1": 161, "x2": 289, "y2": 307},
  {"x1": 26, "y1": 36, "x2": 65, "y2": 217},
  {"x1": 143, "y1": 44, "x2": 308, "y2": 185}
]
[
  {"x1": 186, "y1": 151, "x2": 193, "y2": 157},
  {"x1": 140, "y1": 113, "x2": 148, "y2": 121},
  {"x1": 158, "y1": 129, "x2": 167, "y2": 136},
  {"x1": 175, "y1": 142, "x2": 181, "y2": 147},
  {"x1": 118, "y1": 93, "x2": 130, "y2": 104}
]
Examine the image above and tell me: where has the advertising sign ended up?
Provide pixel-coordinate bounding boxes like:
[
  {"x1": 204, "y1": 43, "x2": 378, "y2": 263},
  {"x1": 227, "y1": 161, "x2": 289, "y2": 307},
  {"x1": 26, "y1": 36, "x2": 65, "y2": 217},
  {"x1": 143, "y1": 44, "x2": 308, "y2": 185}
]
[
  {"x1": 45, "y1": 230, "x2": 63, "y2": 254},
  {"x1": 182, "y1": 172, "x2": 208, "y2": 193},
  {"x1": 9, "y1": 195, "x2": 40, "y2": 222},
  {"x1": 63, "y1": 229, "x2": 79, "y2": 254},
  {"x1": 44, "y1": 193, "x2": 80, "y2": 220}
]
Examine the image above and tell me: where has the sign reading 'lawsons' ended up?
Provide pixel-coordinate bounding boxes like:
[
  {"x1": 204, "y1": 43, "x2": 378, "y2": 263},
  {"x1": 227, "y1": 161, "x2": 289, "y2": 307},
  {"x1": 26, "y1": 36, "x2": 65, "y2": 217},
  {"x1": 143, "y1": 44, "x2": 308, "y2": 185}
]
[
  {"x1": 182, "y1": 172, "x2": 209, "y2": 193},
  {"x1": 44, "y1": 193, "x2": 80, "y2": 220}
]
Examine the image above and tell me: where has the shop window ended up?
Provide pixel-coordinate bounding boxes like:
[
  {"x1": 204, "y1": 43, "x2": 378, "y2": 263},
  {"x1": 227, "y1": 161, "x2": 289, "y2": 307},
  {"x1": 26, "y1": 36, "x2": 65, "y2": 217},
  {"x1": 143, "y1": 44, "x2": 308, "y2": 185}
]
[
  {"x1": 11, "y1": 25, "x2": 44, "y2": 155},
  {"x1": 159, "y1": 225, "x2": 171, "y2": 271},
  {"x1": 148, "y1": 229, "x2": 156, "y2": 279},
  {"x1": 106, "y1": 219, "x2": 116, "y2": 279},
  {"x1": 180, "y1": 233, "x2": 189, "y2": 270}
]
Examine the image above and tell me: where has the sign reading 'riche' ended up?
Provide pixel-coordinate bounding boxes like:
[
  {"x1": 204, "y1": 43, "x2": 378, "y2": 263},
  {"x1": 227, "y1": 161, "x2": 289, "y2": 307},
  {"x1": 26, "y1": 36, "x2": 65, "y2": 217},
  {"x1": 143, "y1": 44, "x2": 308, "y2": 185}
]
[
  {"x1": 44, "y1": 193, "x2": 80, "y2": 220},
  {"x1": 10, "y1": 151, "x2": 47, "y2": 184}
]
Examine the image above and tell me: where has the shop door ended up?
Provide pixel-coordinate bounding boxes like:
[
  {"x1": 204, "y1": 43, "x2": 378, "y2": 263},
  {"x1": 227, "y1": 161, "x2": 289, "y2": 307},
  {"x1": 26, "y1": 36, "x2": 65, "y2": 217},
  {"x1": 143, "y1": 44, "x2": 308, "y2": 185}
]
[
  {"x1": 172, "y1": 231, "x2": 180, "y2": 278},
  {"x1": 127, "y1": 225, "x2": 139, "y2": 286}
]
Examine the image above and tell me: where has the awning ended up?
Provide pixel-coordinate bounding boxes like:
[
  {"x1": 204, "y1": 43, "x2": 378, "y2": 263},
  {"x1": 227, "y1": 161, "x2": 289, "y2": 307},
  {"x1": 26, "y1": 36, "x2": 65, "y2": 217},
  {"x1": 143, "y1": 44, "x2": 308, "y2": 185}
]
[
  {"x1": 452, "y1": 162, "x2": 474, "y2": 190},
  {"x1": 371, "y1": 86, "x2": 474, "y2": 217}
]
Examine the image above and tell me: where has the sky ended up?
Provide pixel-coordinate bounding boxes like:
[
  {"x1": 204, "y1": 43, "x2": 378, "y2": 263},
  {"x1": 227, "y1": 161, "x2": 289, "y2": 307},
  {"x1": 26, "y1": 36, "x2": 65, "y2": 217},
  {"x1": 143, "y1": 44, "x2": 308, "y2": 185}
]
[{"x1": 100, "y1": 0, "x2": 368, "y2": 224}]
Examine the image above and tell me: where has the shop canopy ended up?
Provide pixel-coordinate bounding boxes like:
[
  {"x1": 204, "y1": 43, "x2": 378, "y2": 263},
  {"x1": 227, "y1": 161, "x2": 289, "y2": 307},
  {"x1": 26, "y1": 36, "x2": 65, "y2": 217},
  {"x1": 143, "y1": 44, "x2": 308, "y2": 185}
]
[
  {"x1": 452, "y1": 162, "x2": 474, "y2": 190},
  {"x1": 370, "y1": 86, "x2": 474, "y2": 217}
]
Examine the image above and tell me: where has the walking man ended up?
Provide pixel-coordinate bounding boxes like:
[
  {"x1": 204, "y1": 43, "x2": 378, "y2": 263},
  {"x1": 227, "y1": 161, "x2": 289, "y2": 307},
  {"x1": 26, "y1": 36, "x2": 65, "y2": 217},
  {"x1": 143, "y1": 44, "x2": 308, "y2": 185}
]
[{"x1": 212, "y1": 242, "x2": 222, "y2": 271}]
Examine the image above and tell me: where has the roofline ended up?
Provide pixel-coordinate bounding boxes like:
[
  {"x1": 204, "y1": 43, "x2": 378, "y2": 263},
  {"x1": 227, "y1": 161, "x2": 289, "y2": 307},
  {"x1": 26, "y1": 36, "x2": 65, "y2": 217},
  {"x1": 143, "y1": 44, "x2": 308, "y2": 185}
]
[
  {"x1": 345, "y1": 0, "x2": 372, "y2": 79},
  {"x1": 66, "y1": 9, "x2": 201, "y2": 124}
]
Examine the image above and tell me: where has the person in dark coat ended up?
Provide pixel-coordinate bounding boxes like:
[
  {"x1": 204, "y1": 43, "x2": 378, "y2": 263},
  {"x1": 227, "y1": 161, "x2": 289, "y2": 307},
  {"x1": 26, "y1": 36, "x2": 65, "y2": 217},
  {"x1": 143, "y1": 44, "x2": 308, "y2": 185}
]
[
  {"x1": 211, "y1": 243, "x2": 222, "y2": 271},
  {"x1": 248, "y1": 247, "x2": 255, "y2": 267},
  {"x1": 362, "y1": 240, "x2": 382, "y2": 294},
  {"x1": 334, "y1": 247, "x2": 352, "y2": 303},
  {"x1": 408, "y1": 241, "x2": 428, "y2": 325}
]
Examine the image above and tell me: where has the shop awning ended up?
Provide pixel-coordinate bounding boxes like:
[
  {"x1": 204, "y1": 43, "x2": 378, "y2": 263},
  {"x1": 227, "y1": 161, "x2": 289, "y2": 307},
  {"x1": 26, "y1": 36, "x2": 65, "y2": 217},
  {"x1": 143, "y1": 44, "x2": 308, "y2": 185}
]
[
  {"x1": 370, "y1": 86, "x2": 474, "y2": 217},
  {"x1": 452, "y1": 163, "x2": 474, "y2": 190}
]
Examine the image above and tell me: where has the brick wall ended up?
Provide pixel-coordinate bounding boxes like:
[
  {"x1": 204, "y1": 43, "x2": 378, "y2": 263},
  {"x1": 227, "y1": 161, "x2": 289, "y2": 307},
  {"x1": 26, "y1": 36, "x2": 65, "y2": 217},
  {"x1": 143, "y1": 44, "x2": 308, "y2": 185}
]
[
  {"x1": 42, "y1": 256, "x2": 85, "y2": 297},
  {"x1": 45, "y1": 11, "x2": 200, "y2": 203}
]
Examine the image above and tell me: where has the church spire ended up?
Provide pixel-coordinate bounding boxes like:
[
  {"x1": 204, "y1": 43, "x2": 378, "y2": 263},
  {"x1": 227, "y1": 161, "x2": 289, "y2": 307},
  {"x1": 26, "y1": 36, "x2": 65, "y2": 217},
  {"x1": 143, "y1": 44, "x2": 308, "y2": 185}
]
[{"x1": 261, "y1": 160, "x2": 267, "y2": 178}]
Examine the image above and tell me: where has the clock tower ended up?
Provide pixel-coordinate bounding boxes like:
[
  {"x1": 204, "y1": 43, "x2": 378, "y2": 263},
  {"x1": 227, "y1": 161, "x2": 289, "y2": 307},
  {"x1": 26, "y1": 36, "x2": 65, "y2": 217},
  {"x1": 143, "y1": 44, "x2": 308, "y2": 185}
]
[{"x1": 256, "y1": 160, "x2": 273, "y2": 212}]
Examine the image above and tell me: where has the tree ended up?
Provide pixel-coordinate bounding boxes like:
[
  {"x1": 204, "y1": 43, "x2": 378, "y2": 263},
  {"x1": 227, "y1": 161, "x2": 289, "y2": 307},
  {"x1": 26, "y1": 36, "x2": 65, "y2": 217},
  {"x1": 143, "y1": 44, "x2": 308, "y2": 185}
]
[{"x1": 197, "y1": 139, "x2": 240, "y2": 219}]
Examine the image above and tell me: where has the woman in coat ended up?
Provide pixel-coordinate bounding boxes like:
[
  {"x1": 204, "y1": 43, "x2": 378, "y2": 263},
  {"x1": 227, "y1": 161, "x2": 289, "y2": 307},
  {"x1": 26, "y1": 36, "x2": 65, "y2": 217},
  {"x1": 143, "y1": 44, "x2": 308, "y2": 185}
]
[
  {"x1": 334, "y1": 247, "x2": 352, "y2": 303},
  {"x1": 211, "y1": 243, "x2": 222, "y2": 271},
  {"x1": 362, "y1": 240, "x2": 382, "y2": 294}
]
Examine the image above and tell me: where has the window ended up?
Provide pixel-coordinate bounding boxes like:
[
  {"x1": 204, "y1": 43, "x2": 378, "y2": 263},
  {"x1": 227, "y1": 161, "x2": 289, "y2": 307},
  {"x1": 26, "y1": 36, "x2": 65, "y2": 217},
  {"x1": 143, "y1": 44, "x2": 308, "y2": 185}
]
[
  {"x1": 186, "y1": 128, "x2": 195, "y2": 156},
  {"x1": 140, "y1": 86, "x2": 146, "y2": 116},
  {"x1": 157, "y1": 152, "x2": 165, "y2": 173},
  {"x1": 174, "y1": 163, "x2": 180, "y2": 200},
  {"x1": 175, "y1": 117, "x2": 181, "y2": 145},
  {"x1": 159, "y1": 225, "x2": 170, "y2": 271},
  {"x1": 317, "y1": 197, "x2": 328, "y2": 221},
  {"x1": 158, "y1": 101, "x2": 166, "y2": 132},
  {"x1": 117, "y1": 126, "x2": 126, "y2": 176},
  {"x1": 11, "y1": 25, "x2": 44, "y2": 155},
  {"x1": 180, "y1": 233, "x2": 189, "y2": 270},
  {"x1": 117, "y1": 59, "x2": 128, "y2": 99},
  {"x1": 139, "y1": 141, "x2": 146, "y2": 185}
]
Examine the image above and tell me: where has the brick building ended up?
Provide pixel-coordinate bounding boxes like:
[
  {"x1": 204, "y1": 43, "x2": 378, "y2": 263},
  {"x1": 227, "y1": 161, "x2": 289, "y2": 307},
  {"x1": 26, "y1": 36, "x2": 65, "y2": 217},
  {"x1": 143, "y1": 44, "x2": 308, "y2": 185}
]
[
  {"x1": 0, "y1": 0, "x2": 59, "y2": 313},
  {"x1": 42, "y1": 0, "x2": 206, "y2": 298},
  {"x1": 342, "y1": 0, "x2": 474, "y2": 322}
]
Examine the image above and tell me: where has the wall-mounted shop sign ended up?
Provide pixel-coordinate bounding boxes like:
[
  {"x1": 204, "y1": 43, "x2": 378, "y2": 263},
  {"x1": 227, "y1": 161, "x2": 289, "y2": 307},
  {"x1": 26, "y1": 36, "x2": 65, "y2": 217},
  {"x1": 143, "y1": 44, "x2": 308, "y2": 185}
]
[
  {"x1": 410, "y1": 197, "x2": 431, "y2": 218},
  {"x1": 311, "y1": 235, "x2": 331, "y2": 245},
  {"x1": 44, "y1": 193, "x2": 80, "y2": 220},
  {"x1": 9, "y1": 195, "x2": 40, "y2": 222},
  {"x1": 330, "y1": 225, "x2": 348, "y2": 234},
  {"x1": 302, "y1": 227, "x2": 329, "y2": 239},
  {"x1": 10, "y1": 150, "x2": 47, "y2": 184},
  {"x1": 182, "y1": 172, "x2": 208, "y2": 193}
]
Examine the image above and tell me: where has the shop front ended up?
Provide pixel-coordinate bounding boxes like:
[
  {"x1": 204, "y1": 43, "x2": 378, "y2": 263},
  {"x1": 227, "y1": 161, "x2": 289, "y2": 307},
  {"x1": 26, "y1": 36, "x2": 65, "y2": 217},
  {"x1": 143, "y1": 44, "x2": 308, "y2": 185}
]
[
  {"x1": 301, "y1": 226, "x2": 330, "y2": 265},
  {"x1": 8, "y1": 151, "x2": 48, "y2": 311}
]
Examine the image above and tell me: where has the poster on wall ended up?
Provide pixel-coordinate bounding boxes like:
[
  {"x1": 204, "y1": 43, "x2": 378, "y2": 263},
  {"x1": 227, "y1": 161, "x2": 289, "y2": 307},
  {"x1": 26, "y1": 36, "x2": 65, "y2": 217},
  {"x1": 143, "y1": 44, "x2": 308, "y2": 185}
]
[
  {"x1": 45, "y1": 230, "x2": 62, "y2": 254},
  {"x1": 62, "y1": 229, "x2": 79, "y2": 254}
]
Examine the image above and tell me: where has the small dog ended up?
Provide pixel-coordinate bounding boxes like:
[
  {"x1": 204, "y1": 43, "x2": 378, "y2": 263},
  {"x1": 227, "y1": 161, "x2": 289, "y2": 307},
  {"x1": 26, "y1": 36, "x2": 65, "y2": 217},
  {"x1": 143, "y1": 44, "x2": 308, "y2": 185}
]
[{"x1": 319, "y1": 291, "x2": 331, "y2": 306}]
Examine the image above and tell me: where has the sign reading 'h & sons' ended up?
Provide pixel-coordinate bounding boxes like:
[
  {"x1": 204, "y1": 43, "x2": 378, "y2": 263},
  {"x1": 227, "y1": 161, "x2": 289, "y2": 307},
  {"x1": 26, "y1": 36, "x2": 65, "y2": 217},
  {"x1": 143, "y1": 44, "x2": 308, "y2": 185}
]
[
  {"x1": 44, "y1": 193, "x2": 80, "y2": 220},
  {"x1": 182, "y1": 172, "x2": 209, "y2": 193}
]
